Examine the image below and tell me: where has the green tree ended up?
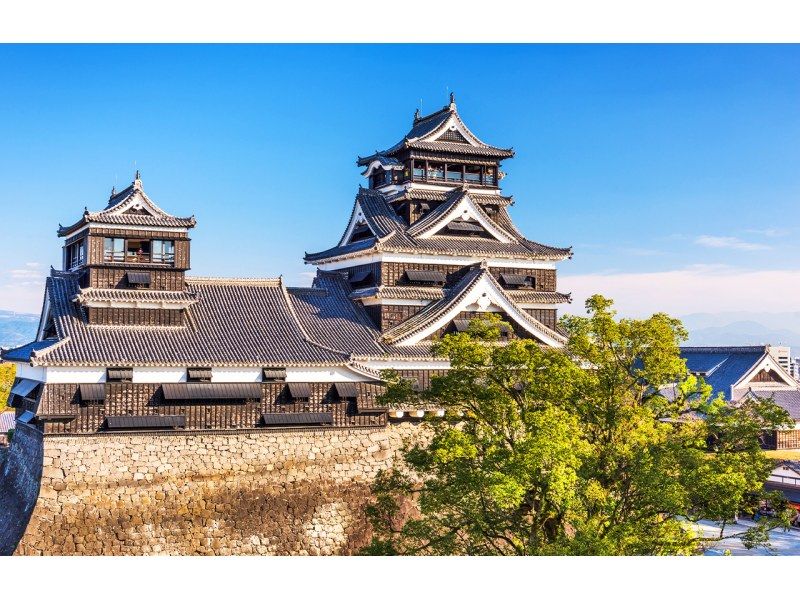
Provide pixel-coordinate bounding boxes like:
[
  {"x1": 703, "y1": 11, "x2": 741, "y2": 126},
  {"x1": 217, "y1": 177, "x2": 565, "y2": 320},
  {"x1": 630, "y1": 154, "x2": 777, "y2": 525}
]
[
  {"x1": 0, "y1": 362, "x2": 15, "y2": 411},
  {"x1": 362, "y1": 296, "x2": 793, "y2": 555}
]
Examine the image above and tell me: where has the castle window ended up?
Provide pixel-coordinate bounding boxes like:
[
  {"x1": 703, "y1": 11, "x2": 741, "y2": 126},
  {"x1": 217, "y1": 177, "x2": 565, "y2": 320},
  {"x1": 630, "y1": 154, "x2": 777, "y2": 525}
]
[
  {"x1": 370, "y1": 169, "x2": 387, "y2": 189},
  {"x1": 445, "y1": 221, "x2": 485, "y2": 235},
  {"x1": 405, "y1": 269, "x2": 446, "y2": 285},
  {"x1": 151, "y1": 239, "x2": 175, "y2": 264},
  {"x1": 104, "y1": 237, "x2": 125, "y2": 262},
  {"x1": 500, "y1": 274, "x2": 535, "y2": 288},
  {"x1": 445, "y1": 164, "x2": 463, "y2": 182},
  {"x1": 107, "y1": 368, "x2": 133, "y2": 381},
  {"x1": 187, "y1": 367, "x2": 213, "y2": 382},
  {"x1": 484, "y1": 167, "x2": 496, "y2": 186},
  {"x1": 126, "y1": 239, "x2": 151, "y2": 263},
  {"x1": 127, "y1": 271, "x2": 151, "y2": 287},
  {"x1": 287, "y1": 382, "x2": 312, "y2": 400},
  {"x1": 465, "y1": 165, "x2": 482, "y2": 184},
  {"x1": 263, "y1": 368, "x2": 287, "y2": 382},
  {"x1": 65, "y1": 239, "x2": 86, "y2": 270},
  {"x1": 412, "y1": 160, "x2": 425, "y2": 180},
  {"x1": 427, "y1": 162, "x2": 445, "y2": 181},
  {"x1": 348, "y1": 270, "x2": 374, "y2": 288}
]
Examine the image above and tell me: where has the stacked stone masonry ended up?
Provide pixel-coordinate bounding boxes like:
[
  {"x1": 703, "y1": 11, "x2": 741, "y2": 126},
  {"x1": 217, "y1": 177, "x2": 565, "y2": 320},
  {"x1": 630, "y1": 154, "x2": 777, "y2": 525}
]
[{"x1": 12, "y1": 423, "x2": 425, "y2": 555}]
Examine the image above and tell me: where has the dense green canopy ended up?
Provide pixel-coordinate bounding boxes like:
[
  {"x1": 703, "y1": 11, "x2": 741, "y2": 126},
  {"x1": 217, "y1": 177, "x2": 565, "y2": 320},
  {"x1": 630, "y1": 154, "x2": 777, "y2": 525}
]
[{"x1": 363, "y1": 295, "x2": 793, "y2": 555}]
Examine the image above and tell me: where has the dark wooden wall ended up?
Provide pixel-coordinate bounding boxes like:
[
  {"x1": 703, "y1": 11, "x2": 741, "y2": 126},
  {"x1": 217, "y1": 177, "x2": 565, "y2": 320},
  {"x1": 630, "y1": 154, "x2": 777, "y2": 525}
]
[
  {"x1": 36, "y1": 381, "x2": 394, "y2": 435},
  {"x1": 88, "y1": 267, "x2": 186, "y2": 291},
  {"x1": 87, "y1": 307, "x2": 184, "y2": 327}
]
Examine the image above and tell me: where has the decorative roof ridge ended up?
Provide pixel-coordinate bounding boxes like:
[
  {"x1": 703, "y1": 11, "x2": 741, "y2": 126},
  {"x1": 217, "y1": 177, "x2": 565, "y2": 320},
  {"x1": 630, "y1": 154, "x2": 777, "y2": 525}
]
[
  {"x1": 344, "y1": 360, "x2": 384, "y2": 381},
  {"x1": 412, "y1": 103, "x2": 453, "y2": 126},
  {"x1": 185, "y1": 276, "x2": 283, "y2": 287},
  {"x1": 82, "y1": 324, "x2": 188, "y2": 331},
  {"x1": 35, "y1": 358, "x2": 349, "y2": 368},
  {"x1": 72, "y1": 287, "x2": 200, "y2": 306},
  {"x1": 680, "y1": 346, "x2": 768, "y2": 353},
  {"x1": 354, "y1": 353, "x2": 449, "y2": 362},
  {"x1": 506, "y1": 289, "x2": 573, "y2": 304},
  {"x1": 28, "y1": 336, "x2": 71, "y2": 364}
]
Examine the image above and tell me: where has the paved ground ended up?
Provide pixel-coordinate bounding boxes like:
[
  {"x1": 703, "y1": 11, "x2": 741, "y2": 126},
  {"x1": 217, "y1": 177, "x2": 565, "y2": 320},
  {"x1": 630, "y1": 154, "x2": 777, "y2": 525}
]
[{"x1": 699, "y1": 519, "x2": 800, "y2": 555}]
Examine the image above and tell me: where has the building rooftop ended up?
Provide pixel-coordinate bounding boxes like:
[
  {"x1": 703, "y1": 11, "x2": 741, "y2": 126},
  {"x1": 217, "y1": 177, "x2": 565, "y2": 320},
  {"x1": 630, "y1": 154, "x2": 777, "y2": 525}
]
[
  {"x1": 357, "y1": 96, "x2": 514, "y2": 166},
  {"x1": 57, "y1": 173, "x2": 196, "y2": 237}
]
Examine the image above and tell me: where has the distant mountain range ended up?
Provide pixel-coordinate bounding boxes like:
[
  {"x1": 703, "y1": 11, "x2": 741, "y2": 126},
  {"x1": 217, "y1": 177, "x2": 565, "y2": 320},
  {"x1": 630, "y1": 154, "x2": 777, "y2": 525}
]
[
  {"x1": 0, "y1": 310, "x2": 38, "y2": 349},
  {"x1": 0, "y1": 308, "x2": 798, "y2": 355},
  {"x1": 681, "y1": 312, "x2": 800, "y2": 351}
]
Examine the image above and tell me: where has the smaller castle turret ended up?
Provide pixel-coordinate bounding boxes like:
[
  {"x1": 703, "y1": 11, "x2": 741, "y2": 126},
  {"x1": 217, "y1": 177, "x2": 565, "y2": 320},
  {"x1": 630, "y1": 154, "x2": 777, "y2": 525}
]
[{"x1": 56, "y1": 173, "x2": 198, "y2": 326}]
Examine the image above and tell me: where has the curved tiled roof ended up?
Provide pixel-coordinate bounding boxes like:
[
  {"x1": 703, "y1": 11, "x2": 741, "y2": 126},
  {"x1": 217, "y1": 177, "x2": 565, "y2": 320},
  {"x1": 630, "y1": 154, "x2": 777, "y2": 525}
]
[
  {"x1": 287, "y1": 271, "x2": 385, "y2": 357},
  {"x1": 28, "y1": 272, "x2": 349, "y2": 367},
  {"x1": 306, "y1": 188, "x2": 572, "y2": 264},
  {"x1": 57, "y1": 177, "x2": 196, "y2": 237},
  {"x1": 356, "y1": 100, "x2": 514, "y2": 166}
]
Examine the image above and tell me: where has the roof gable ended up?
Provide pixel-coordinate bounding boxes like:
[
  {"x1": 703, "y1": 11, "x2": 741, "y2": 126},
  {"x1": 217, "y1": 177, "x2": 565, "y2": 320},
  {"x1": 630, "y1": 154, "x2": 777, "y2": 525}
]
[
  {"x1": 381, "y1": 265, "x2": 567, "y2": 348},
  {"x1": 58, "y1": 174, "x2": 196, "y2": 237},
  {"x1": 356, "y1": 96, "x2": 514, "y2": 166},
  {"x1": 407, "y1": 189, "x2": 516, "y2": 243}
]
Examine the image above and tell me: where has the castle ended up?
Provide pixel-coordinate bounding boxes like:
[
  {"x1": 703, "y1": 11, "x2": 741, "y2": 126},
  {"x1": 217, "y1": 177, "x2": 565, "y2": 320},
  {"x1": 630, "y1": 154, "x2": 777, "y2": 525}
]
[{"x1": 0, "y1": 96, "x2": 573, "y2": 554}]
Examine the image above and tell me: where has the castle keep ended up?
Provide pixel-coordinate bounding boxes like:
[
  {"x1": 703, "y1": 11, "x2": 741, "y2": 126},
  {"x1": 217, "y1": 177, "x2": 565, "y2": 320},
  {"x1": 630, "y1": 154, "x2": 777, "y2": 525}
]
[{"x1": 0, "y1": 97, "x2": 572, "y2": 554}]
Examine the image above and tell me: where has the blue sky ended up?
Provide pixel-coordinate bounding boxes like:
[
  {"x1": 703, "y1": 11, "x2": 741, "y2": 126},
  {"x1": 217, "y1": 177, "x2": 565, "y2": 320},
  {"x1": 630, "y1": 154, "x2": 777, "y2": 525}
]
[{"x1": 0, "y1": 44, "x2": 798, "y2": 316}]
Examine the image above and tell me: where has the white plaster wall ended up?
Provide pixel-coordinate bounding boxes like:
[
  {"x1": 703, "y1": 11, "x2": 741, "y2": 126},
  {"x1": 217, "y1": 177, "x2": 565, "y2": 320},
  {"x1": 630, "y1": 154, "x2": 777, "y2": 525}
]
[
  {"x1": 211, "y1": 368, "x2": 263, "y2": 383},
  {"x1": 132, "y1": 367, "x2": 187, "y2": 383},
  {"x1": 285, "y1": 367, "x2": 371, "y2": 383},
  {"x1": 14, "y1": 363, "x2": 46, "y2": 382},
  {"x1": 46, "y1": 367, "x2": 105, "y2": 383}
]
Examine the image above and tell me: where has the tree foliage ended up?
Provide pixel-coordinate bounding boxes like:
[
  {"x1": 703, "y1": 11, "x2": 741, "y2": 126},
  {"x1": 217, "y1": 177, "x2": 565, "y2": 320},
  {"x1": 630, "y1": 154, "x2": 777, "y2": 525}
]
[
  {"x1": 362, "y1": 295, "x2": 793, "y2": 555},
  {"x1": 0, "y1": 362, "x2": 15, "y2": 412}
]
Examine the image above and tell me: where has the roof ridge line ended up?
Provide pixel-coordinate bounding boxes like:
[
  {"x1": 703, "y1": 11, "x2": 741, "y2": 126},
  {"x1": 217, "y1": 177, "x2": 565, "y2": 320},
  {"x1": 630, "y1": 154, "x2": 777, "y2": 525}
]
[{"x1": 185, "y1": 276, "x2": 283, "y2": 286}]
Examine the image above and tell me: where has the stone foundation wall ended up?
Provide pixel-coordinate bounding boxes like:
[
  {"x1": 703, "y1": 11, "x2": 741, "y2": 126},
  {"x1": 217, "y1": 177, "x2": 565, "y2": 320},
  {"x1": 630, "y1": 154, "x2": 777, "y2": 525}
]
[
  {"x1": 0, "y1": 423, "x2": 43, "y2": 555},
  {"x1": 12, "y1": 424, "x2": 425, "y2": 555}
]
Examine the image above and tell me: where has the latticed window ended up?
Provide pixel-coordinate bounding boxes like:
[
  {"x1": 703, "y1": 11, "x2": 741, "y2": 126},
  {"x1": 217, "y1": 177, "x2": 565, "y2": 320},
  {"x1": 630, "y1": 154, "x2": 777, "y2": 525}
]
[
  {"x1": 65, "y1": 239, "x2": 85, "y2": 269},
  {"x1": 103, "y1": 237, "x2": 125, "y2": 262},
  {"x1": 152, "y1": 239, "x2": 175, "y2": 264}
]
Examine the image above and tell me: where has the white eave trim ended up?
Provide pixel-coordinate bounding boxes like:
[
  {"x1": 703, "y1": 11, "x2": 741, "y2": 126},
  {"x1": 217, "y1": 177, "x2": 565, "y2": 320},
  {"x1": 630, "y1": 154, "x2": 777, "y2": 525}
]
[
  {"x1": 75, "y1": 298, "x2": 194, "y2": 310},
  {"x1": 414, "y1": 193, "x2": 515, "y2": 243},
  {"x1": 394, "y1": 273, "x2": 565, "y2": 348}
]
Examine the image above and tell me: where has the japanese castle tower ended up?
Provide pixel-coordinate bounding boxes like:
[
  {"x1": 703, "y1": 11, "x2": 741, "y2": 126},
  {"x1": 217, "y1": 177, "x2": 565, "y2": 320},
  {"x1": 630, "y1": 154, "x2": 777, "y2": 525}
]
[
  {"x1": 3, "y1": 95, "x2": 572, "y2": 435},
  {"x1": 306, "y1": 93, "x2": 572, "y2": 345}
]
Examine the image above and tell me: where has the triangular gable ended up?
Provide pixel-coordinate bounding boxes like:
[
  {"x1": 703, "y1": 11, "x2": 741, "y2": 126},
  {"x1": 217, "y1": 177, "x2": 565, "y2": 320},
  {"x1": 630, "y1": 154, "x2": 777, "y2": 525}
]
[
  {"x1": 339, "y1": 196, "x2": 379, "y2": 246},
  {"x1": 738, "y1": 352, "x2": 798, "y2": 389},
  {"x1": 103, "y1": 182, "x2": 170, "y2": 218},
  {"x1": 382, "y1": 267, "x2": 566, "y2": 348},
  {"x1": 409, "y1": 190, "x2": 515, "y2": 243}
]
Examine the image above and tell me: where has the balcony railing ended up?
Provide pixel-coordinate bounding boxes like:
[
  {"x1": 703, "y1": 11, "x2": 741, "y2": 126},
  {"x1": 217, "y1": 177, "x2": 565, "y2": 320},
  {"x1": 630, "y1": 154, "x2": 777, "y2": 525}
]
[{"x1": 768, "y1": 474, "x2": 800, "y2": 487}]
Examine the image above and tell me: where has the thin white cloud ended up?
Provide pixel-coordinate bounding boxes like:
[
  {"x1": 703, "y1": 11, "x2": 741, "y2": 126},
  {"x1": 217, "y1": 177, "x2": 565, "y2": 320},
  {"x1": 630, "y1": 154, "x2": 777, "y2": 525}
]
[
  {"x1": 9, "y1": 269, "x2": 44, "y2": 280},
  {"x1": 561, "y1": 265, "x2": 800, "y2": 318},
  {"x1": 745, "y1": 228, "x2": 790, "y2": 238},
  {"x1": 694, "y1": 235, "x2": 769, "y2": 251},
  {"x1": 0, "y1": 284, "x2": 44, "y2": 314}
]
